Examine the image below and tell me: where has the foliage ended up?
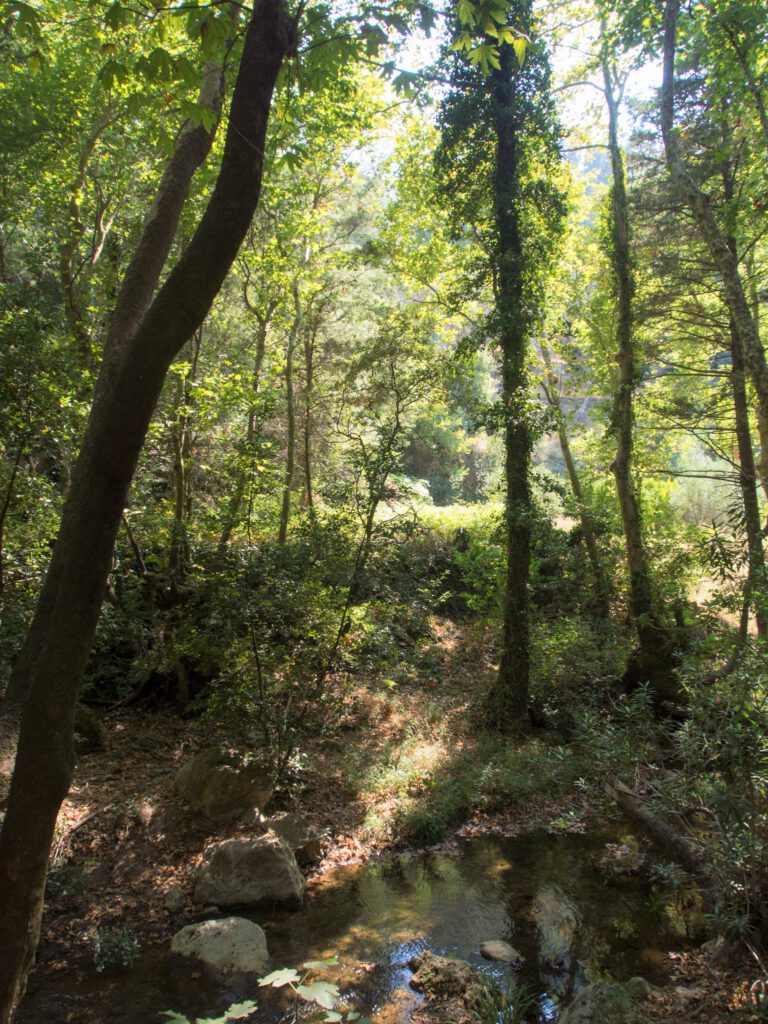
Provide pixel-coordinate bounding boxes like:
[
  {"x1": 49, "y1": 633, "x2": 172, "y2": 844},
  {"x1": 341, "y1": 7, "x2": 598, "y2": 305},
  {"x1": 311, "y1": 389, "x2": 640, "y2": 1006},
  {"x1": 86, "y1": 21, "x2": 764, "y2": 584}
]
[{"x1": 92, "y1": 924, "x2": 141, "y2": 973}]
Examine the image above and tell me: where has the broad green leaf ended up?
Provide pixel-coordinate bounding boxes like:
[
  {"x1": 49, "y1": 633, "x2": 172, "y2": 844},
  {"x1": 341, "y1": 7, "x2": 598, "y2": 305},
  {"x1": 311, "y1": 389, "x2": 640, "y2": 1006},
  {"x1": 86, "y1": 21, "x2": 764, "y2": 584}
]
[
  {"x1": 258, "y1": 968, "x2": 301, "y2": 988},
  {"x1": 159, "y1": 1013, "x2": 190, "y2": 1024},
  {"x1": 323, "y1": 1014, "x2": 343, "y2": 1022},
  {"x1": 295, "y1": 982, "x2": 340, "y2": 1010},
  {"x1": 468, "y1": 43, "x2": 500, "y2": 73},
  {"x1": 456, "y1": 0, "x2": 476, "y2": 26},
  {"x1": 98, "y1": 58, "x2": 128, "y2": 90},
  {"x1": 449, "y1": 30, "x2": 473, "y2": 53},
  {"x1": 512, "y1": 36, "x2": 526, "y2": 66},
  {"x1": 222, "y1": 1002, "x2": 259, "y2": 1021},
  {"x1": 104, "y1": 2, "x2": 132, "y2": 30}
]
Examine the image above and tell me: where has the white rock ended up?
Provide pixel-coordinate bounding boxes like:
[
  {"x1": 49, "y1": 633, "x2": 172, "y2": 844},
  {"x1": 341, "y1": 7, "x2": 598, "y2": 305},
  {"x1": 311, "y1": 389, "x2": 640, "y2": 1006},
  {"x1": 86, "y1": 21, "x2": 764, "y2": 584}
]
[
  {"x1": 171, "y1": 917, "x2": 269, "y2": 976},
  {"x1": 479, "y1": 940, "x2": 523, "y2": 966}
]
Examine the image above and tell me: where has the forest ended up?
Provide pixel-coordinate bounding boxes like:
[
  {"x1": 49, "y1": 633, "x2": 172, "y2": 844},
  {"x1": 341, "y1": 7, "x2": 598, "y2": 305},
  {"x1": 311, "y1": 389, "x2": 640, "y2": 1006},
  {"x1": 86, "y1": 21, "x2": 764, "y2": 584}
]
[{"x1": 1, "y1": 0, "x2": 768, "y2": 1021}]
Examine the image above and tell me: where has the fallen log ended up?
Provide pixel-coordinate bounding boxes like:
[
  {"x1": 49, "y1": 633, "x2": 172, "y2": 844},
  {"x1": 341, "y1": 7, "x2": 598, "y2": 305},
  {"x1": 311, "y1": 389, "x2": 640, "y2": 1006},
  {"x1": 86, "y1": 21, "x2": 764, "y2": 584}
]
[{"x1": 605, "y1": 780, "x2": 715, "y2": 883}]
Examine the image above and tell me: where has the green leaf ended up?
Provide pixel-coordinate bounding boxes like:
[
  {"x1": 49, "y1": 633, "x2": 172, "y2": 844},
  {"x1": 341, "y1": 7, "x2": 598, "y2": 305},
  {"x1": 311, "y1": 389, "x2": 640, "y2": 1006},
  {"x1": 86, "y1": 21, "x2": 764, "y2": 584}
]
[
  {"x1": 468, "y1": 43, "x2": 500, "y2": 73},
  {"x1": 104, "y1": 2, "x2": 132, "y2": 30},
  {"x1": 222, "y1": 1001, "x2": 259, "y2": 1021},
  {"x1": 456, "y1": 0, "x2": 476, "y2": 26},
  {"x1": 295, "y1": 982, "x2": 340, "y2": 1010},
  {"x1": 449, "y1": 30, "x2": 473, "y2": 52},
  {"x1": 323, "y1": 1014, "x2": 343, "y2": 1022},
  {"x1": 98, "y1": 58, "x2": 129, "y2": 90},
  {"x1": 512, "y1": 36, "x2": 526, "y2": 66},
  {"x1": 159, "y1": 1014, "x2": 190, "y2": 1024},
  {"x1": 258, "y1": 968, "x2": 301, "y2": 988},
  {"x1": 392, "y1": 70, "x2": 420, "y2": 94},
  {"x1": 301, "y1": 957, "x2": 339, "y2": 969}
]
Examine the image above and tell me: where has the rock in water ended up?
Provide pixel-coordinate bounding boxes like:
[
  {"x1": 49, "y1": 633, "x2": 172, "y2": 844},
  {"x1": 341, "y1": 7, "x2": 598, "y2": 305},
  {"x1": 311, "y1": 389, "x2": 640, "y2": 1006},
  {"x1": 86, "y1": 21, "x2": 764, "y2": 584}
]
[
  {"x1": 409, "y1": 952, "x2": 503, "y2": 1023},
  {"x1": 194, "y1": 834, "x2": 305, "y2": 908},
  {"x1": 264, "y1": 812, "x2": 324, "y2": 864},
  {"x1": 532, "y1": 885, "x2": 579, "y2": 970},
  {"x1": 171, "y1": 917, "x2": 269, "y2": 976},
  {"x1": 479, "y1": 940, "x2": 523, "y2": 966},
  {"x1": 174, "y1": 747, "x2": 273, "y2": 821},
  {"x1": 559, "y1": 982, "x2": 631, "y2": 1023}
]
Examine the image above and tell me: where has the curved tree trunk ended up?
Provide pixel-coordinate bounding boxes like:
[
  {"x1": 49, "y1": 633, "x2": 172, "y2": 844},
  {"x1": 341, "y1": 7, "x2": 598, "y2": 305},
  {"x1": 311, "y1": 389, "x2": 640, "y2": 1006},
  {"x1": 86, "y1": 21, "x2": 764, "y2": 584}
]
[{"x1": 0, "y1": 5, "x2": 292, "y2": 1017}]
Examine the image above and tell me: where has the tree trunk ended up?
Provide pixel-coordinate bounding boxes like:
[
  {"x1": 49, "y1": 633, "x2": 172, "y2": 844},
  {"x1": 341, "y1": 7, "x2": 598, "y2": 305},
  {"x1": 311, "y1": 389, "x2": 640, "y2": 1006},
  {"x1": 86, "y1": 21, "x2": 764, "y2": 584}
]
[
  {"x1": 168, "y1": 329, "x2": 201, "y2": 581},
  {"x1": 540, "y1": 344, "x2": 609, "y2": 615},
  {"x1": 486, "y1": 43, "x2": 531, "y2": 732},
  {"x1": 661, "y1": 0, "x2": 768, "y2": 429},
  {"x1": 302, "y1": 314, "x2": 318, "y2": 512},
  {"x1": 0, "y1": 5, "x2": 292, "y2": 1017},
  {"x1": 59, "y1": 125, "x2": 104, "y2": 370},
  {"x1": 606, "y1": 781, "x2": 714, "y2": 883},
  {"x1": 730, "y1": 321, "x2": 768, "y2": 637},
  {"x1": 217, "y1": 310, "x2": 271, "y2": 554},
  {"x1": 601, "y1": 48, "x2": 679, "y2": 706},
  {"x1": 278, "y1": 281, "x2": 302, "y2": 545},
  {"x1": 719, "y1": 155, "x2": 767, "y2": 638}
]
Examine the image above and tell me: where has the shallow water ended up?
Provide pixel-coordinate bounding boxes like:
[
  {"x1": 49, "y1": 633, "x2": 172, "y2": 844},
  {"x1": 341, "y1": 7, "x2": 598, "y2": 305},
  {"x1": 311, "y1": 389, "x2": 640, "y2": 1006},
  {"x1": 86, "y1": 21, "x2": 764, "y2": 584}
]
[{"x1": 20, "y1": 828, "x2": 704, "y2": 1024}]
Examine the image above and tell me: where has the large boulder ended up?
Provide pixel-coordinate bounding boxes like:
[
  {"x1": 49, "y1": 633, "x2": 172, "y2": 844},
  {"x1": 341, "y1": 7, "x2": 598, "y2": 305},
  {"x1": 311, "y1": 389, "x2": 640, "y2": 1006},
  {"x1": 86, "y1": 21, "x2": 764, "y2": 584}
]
[
  {"x1": 264, "y1": 812, "x2": 324, "y2": 865},
  {"x1": 559, "y1": 982, "x2": 631, "y2": 1024},
  {"x1": 171, "y1": 917, "x2": 269, "y2": 977},
  {"x1": 195, "y1": 833, "x2": 305, "y2": 908},
  {"x1": 174, "y1": 747, "x2": 273, "y2": 821}
]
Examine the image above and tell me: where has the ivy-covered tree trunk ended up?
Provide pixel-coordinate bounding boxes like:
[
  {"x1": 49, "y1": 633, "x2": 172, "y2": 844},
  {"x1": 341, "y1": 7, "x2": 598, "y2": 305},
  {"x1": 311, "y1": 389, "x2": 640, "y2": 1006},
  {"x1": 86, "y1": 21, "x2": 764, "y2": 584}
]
[
  {"x1": 485, "y1": 43, "x2": 531, "y2": 731},
  {"x1": 601, "y1": 49, "x2": 679, "y2": 707},
  {"x1": 0, "y1": 4, "x2": 292, "y2": 1017}
]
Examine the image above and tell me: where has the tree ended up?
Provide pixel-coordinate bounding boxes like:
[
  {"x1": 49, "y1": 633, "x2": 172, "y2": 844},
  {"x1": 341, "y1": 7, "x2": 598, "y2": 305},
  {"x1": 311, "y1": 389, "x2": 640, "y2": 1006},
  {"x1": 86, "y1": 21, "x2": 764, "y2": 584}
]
[
  {"x1": 0, "y1": 1, "x2": 294, "y2": 1014},
  {"x1": 597, "y1": 12, "x2": 681, "y2": 705},
  {"x1": 437, "y1": 0, "x2": 565, "y2": 730}
]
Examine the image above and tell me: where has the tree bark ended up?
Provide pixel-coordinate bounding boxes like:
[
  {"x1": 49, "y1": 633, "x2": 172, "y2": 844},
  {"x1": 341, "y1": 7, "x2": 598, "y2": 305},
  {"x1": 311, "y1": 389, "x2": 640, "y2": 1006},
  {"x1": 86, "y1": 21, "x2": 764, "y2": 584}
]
[
  {"x1": 302, "y1": 313, "x2": 318, "y2": 512},
  {"x1": 729, "y1": 320, "x2": 767, "y2": 637},
  {"x1": 719, "y1": 155, "x2": 767, "y2": 638},
  {"x1": 0, "y1": 4, "x2": 292, "y2": 1017},
  {"x1": 486, "y1": 43, "x2": 531, "y2": 732},
  {"x1": 606, "y1": 781, "x2": 714, "y2": 882},
  {"x1": 168, "y1": 328, "x2": 201, "y2": 582},
  {"x1": 278, "y1": 281, "x2": 302, "y2": 545},
  {"x1": 540, "y1": 344, "x2": 609, "y2": 615},
  {"x1": 217, "y1": 306, "x2": 271, "y2": 555},
  {"x1": 661, "y1": 0, "x2": 768, "y2": 429},
  {"x1": 601, "y1": 47, "x2": 679, "y2": 706}
]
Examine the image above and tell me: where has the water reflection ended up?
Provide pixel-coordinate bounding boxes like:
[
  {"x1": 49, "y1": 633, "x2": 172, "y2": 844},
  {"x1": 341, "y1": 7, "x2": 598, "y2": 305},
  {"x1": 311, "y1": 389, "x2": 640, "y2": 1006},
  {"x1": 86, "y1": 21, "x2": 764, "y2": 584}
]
[{"x1": 19, "y1": 829, "x2": 704, "y2": 1024}]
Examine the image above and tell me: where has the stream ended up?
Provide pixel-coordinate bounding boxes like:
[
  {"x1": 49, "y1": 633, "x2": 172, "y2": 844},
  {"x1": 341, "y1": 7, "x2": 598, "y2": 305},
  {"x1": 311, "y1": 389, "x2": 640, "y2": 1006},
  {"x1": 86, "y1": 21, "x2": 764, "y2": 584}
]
[{"x1": 19, "y1": 827, "x2": 705, "y2": 1024}]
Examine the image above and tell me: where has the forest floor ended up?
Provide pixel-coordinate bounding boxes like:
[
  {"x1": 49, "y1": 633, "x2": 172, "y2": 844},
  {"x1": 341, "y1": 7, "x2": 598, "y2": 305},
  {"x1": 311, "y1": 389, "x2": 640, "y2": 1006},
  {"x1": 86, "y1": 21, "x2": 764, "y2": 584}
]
[{"x1": 2, "y1": 617, "x2": 760, "y2": 1023}]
